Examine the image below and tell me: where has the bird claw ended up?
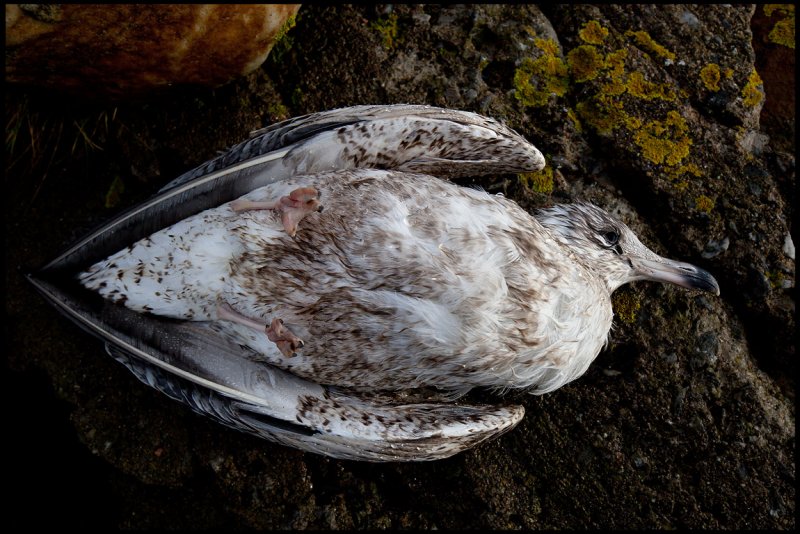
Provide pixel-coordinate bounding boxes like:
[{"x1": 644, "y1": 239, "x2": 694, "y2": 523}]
[
  {"x1": 266, "y1": 318, "x2": 304, "y2": 358},
  {"x1": 231, "y1": 187, "x2": 320, "y2": 237}
]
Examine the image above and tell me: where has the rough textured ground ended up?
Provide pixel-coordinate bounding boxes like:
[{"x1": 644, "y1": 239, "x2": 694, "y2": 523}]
[{"x1": 6, "y1": 4, "x2": 794, "y2": 529}]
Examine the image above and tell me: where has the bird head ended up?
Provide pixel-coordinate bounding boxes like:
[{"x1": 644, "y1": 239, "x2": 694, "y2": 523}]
[{"x1": 537, "y1": 203, "x2": 720, "y2": 295}]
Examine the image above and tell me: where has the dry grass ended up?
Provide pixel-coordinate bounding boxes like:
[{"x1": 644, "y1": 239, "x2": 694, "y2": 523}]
[{"x1": 5, "y1": 90, "x2": 118, "y2": 204}]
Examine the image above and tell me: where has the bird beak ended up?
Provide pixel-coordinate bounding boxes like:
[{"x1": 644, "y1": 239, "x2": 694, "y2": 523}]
[{"x1": 631, "y1": 257, "x2": 720, "y2": 296}]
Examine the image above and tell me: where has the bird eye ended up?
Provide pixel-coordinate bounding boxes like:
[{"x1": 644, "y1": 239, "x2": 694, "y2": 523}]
[{"x1": 601, "y1": 229, "x2": 620, "y2": 247}]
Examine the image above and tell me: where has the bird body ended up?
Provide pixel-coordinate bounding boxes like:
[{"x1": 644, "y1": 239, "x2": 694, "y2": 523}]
[{"x1": 83, "y1": 170, "x2": 629, "y2": 395}]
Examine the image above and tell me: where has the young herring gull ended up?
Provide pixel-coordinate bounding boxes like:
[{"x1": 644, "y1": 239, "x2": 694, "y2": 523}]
[
  {"x1": 79, "y1": 170, "x2": 719, "y2": 396},
  {"x1": 34, "y1": 105, "x2": 720, "y2": 461}
]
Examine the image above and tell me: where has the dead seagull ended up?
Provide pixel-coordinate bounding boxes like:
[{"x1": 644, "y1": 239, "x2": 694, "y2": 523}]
[{"x1": 29, "y1": 105, "x2": 719, "y2": 462}]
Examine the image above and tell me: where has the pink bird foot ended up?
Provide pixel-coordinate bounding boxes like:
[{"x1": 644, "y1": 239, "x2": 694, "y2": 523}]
[
  {"x1": 266, "y1": 318, "x2": 304, "y2": 358},
  {"x1": 230, "y1": 187, "x2": 320, "y2": 237},
  {"x1": 217, "y1": 304, "x2": 304, "y2": 358}
]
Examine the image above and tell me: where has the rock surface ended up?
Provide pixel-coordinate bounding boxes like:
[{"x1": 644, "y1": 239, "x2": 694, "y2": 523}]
[
  {"x1": 6, "y1": 4, "x2": 794, "y2": 529},
  {"x1": 5, "y1": 4, "x2": 301, "y2": 98}
]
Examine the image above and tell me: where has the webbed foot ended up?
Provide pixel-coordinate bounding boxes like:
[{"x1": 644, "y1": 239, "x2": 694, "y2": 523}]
[
  {"x1": 230, "y1": 187, "x2": 320, "y2": 237},
  {"x1": 266, "y1": 318, "x2": 304, "y2": 358},
  {"x1": 217, "y1": 303, "x2": 304, "y2": 357}
]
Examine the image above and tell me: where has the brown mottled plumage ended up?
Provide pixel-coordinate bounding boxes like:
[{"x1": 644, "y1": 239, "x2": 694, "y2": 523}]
[{"x1": 80, "y1": 169, "x2": 719, "y2": 397}]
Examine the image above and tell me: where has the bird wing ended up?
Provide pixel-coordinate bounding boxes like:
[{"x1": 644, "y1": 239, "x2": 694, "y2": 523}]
[
  {"x1": 29, "y1": 273, "x2": 524, "y2": 461},
  {"x1": 44, "y1": 105, "x2": 542, "y2": 276},
  {"x1": 29, "y1": 104, "x2": 541, "y2": 461},
  {"x1": 161, "y1": 103, "x2": 544, "y2": 190}
]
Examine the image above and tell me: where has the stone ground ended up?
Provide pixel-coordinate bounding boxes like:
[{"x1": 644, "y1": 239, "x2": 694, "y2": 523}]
[{"x1": 5, "y1": 4, "x2": 794, "y2": 529}]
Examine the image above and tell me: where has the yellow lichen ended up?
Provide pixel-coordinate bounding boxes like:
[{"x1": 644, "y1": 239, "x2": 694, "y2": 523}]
[
  {"x1": 764, "y1": 4, "x2": 795, "y2": 49},
  {"x1": 633, "y1": 110, "x2": 692, "y2": 166},
  {"x1": 665, "y1": 162, "x2": 703, "y2": 191},
  {"x1": 567, "y1": 45, "x2": 605, "y2": 82},
  {"x1": 519, "y1": 166, "x2": 554, "y2": 194},
  {"x1": 666, "y1": 162, "x2": 704, "y2": 180},
  {"x1": 742, "y1": 69, "x2": 764, "y2": 107},
  {"x1": 522, "y1": 25, "x2": 538, "y2": 39},
  {"x1": 600, "y1": 49, "x2": 629, "y2": 95},
  {"x1": 625, "y1": 71, "x2": 677, "y2": 100},
  {"x1": 625, "y1": 30, "x2": 676, "y2": 61},
  {"x1": 764, "y1": 4, "x2": 788, "y2": 16},
  {"x1": 513, "y1": 39, "x2": 569, "y2": 107},
  {"x1": 561, "y1": 30, "x2": 695, "y2": 173},
  {"x1": 700, "y1": 63, "x2": 721, "y2": 91},
  {"x1": 578, "y1": 20, "x2": 609, "y2": 45},
  {"x1": 576, "y1": 98, "x2": 624, "y2": 135},
  {"x1": 769, "y1": 17, "x2": 795, "y2": 48},
  {"x1": 612, "y1": 290, "x2": 642, "y2": 324},
  {"x1": 534, "y1": 37, "x2": 560, "y2": 55},
  {"x1": 673, "y1": 180, "x2": 689, "y2": 191},
  {"x1": 694, "y1": 195, "x2": 715, "y2": 213},
  {"x1": 372, "y1": 13, "x2": 399, "y2": 50}
]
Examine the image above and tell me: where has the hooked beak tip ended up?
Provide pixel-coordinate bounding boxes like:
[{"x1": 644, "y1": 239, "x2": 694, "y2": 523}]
[
  {"x1": 684, "y1": 266, "x2": 720, "y2": 296},
  {"x1": 705, "y1": 277, "x2": 721, "y2": 297}
]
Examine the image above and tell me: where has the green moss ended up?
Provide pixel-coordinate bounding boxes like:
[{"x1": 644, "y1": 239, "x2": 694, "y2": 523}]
[
  {"x1": 274, "y1": 13, "x2": 297, "y2": 44},
  {"x1": 625, "y1": 30, "x2": 676, "y2": 61},
  {"x1": 765, "y1": 270, "x2": 786, "y2": 289},
  {"x1": 513, "y1": 39, "x2": 569, "y2": 107},
  {"x1": 700, "y1": 63, "x2": 721, "y2": 91},
  {"x1": 576, "y1": 98, "x2": 625, "y2": 135},
  {"x1": 519, "y1": 166, "x2": 554, "y2": 194},
  {"x1": 290, "y1": 86, "x2": 304, "y2": 107},
  {"x1": 269, "y1": 13, "x2": 297, "y2": 62},
  {"x1": 612, "y1": 290, "x2": 642, "y2": 324},
  {"x1": 764, "y1": 4, "x2": 789, "y2": 16},
  {"x1": 633, "y1": 110, "x2": 692, "y2": 166},
  {"x1": 267, "y1": 102, "x2": 289, "y2": 121},
  {"x1": 742, "y1": 69, "x2": 764, "y2": 107},
  {"x1": 567, "y1": 45, "x2": 605, "y2": 82},
  {"x1": 567, "y1": 107, "x2": 583, "y2": 133},
  {"x1": 578, "y1": 20, "x2": 609, "y2": 45},
  {"x1": 764, "y1": 4, "x2": 795, "y2": 49},
  {"x1": 104, "y1": 175, "x2": 125, "y2": 209},
  {"x1": 372, "y1": 13, "x2": 400, "y2": 50},
  {"x1": 694, "y1": 195, "x2": 715, "y2": 213}
]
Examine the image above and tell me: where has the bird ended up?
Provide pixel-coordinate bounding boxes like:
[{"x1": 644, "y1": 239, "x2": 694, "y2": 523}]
[
  {"x1": 79, "y1": 168, "x2": 719, "y2": 397},
  {"x1": 32, "y1": 104, "x2": 719, "y2": 461}
]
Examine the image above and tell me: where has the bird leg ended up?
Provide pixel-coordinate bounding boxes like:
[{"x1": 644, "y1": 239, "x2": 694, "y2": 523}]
[
  {"x1": 216, "y1": 303, "x2": 304, "y2": 358},
  {"x1": 230, "y1": 187, "x2": 320, "y2": 237}
]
